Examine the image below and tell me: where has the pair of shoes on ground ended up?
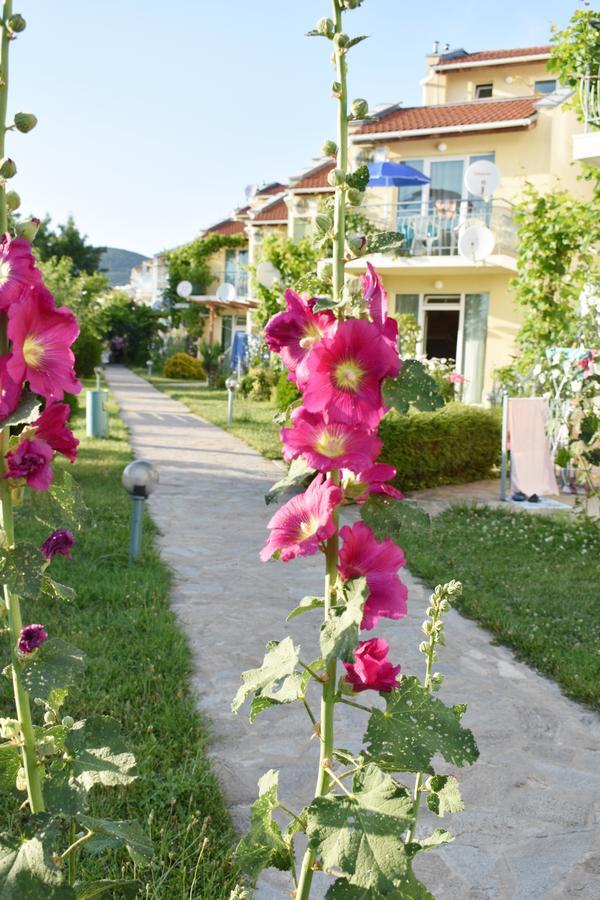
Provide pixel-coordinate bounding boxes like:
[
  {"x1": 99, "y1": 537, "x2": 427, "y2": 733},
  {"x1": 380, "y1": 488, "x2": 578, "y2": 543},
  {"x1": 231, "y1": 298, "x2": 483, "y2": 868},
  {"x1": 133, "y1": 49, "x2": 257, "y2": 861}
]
[{"x1": 511, "y1": 491, "x2": 540, "y2": 503}]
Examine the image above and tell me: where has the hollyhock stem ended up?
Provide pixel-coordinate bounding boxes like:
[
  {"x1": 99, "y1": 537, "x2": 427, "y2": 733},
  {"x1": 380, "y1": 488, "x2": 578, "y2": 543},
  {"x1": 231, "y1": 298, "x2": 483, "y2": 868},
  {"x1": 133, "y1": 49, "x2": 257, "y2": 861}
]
[
  {"x1": 332, "y1": 0, "x2": 347, "y2": 303},
  {"x1": 0, "y1": 2, "x2": 44, "y2": 815}
]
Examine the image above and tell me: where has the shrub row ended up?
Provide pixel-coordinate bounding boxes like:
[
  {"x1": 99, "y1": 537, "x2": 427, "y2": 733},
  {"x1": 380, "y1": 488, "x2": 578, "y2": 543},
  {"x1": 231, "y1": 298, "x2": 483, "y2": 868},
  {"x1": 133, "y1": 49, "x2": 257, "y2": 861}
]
[
  {"x1": 164, "y1": 352, "x2": 206, "y2": 380},
  {"x1": 378, "y1": 403, "x2": 501, "y2": 491}
]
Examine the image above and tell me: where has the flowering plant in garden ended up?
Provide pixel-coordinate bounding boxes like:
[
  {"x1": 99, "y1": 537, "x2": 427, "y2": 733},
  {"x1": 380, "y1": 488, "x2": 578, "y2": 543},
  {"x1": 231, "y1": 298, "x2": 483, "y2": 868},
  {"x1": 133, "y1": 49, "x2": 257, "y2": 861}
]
[
  {"x1": 233, "y1": 3, "x2": 478, "y2": 897},
  {"x1": 0, "y1": 4, "x2": 151, "y2": 896}
]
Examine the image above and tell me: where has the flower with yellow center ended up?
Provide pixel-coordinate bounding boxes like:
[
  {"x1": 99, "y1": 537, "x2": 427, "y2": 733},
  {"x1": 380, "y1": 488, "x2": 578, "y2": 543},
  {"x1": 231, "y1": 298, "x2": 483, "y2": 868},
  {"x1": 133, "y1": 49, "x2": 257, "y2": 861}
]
[
  {"x1": 299, "y1": 321, "x2": 324, "y2": 351},
  {"x1": 0, "y1": 260, "x2": 12, "y2": 286},
  {"x1": 333, "y1": 358, "x2": 364, "y2": 393},
  {"x1": 22, "y1": 335, "x2": 45, "y2": 370},
  {"x1": 296, "y1": 516, "x2": 320, "y2": 541},
  {"x1": 314, "y1": 427, "x2": 347, "y2": 459}
]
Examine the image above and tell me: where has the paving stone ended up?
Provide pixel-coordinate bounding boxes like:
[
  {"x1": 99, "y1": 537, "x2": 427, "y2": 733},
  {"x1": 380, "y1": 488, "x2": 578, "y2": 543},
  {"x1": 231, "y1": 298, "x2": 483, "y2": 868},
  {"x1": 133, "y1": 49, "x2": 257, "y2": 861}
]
[{"x1": 105, "y1": 366, "x2": 600, "y2": 900}]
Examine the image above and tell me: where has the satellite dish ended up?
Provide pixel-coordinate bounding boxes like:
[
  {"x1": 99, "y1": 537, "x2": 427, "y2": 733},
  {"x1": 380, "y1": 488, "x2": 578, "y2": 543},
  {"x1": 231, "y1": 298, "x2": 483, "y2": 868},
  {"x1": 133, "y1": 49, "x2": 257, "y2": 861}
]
[
  {"x1": 464, "y1": 160, "x2": 500, "y2": 198},
  {"x1": 458, "y1": 224, "x2": 496, "y2": 262},
  {"x1": 176, "y1": 280, "x2": 193, "y2": 299},
  {"x1": 256, "y1": 261, "x2": 281, "y2": 289},
  {"x1": 216, "y1": 282, "x2": 236, "y2": 302},
  {"x1": 245, "y1": 184, "x2": 257, "y2": 200},
  {"x1": 151, "y1": 299, "x2": 164, "y2": 310}
]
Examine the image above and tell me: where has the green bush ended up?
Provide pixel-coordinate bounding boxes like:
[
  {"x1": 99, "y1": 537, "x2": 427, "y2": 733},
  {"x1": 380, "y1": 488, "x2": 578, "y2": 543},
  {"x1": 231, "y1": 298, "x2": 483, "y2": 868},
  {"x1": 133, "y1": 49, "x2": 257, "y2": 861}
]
[
  {"x1": 239, "y1": 367, "x2": 278, "y2": 401},
  {"x1": 164, "y1": 352, "x2": 206, "y2": 380},
  {"x1": 378, "y1": 403, "x2": 501, "y2": 491},
  {"x1": 73, "y1": 325, "x2": 102, "y2": 378},
  {"x1": 275, "y1": 370, "x2": 301, "y2": 411}
]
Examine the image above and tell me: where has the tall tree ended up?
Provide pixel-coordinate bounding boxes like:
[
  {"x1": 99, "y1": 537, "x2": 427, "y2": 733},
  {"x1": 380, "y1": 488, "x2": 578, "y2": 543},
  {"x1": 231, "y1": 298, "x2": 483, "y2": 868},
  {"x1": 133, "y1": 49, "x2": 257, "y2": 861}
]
[{"x1": 34, "y1": 214, "x2": 106, "y2": 275}]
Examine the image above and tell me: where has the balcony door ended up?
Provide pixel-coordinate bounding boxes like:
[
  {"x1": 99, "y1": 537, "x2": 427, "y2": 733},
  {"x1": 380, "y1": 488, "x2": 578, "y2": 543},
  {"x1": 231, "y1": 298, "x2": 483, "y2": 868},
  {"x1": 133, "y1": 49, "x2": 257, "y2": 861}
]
[{"x1": 423, "y1": 295, "x2": 463, "y2": 364}]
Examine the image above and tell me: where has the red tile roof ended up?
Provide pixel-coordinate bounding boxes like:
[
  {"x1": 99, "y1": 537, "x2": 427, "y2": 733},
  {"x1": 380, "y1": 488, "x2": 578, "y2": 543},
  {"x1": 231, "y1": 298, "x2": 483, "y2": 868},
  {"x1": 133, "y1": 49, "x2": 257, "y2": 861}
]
[
  {"x1": 256, "y1": 181, "x2": 287, "y2": 196},
  {"x1": 252, "y1": 197, "x2": 289, "y2": 223},
  {"x1": 434, "y1": 45, "x2": 551, "y2": 69},
  {"x1": 203, "y1": 218, "x2": 247, "y2": 236},
  {"x1": 292, "y1": 160, "x2": 336, "y2": 190},
  {"x1": 353, "y1": 97, "x2": 538, "y2": 137}
]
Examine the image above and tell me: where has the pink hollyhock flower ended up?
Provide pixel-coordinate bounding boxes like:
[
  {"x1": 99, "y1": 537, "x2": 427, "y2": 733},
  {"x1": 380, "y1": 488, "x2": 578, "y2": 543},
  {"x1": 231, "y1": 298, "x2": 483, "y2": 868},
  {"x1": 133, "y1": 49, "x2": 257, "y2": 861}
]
[
  {"x1": 260, "y1": 473, "x2": 342, "y2": 562},
  {"x1": 7, "y1": 286, "x2": 81, "y2": 402},
  {"x1": 0, "y1": 234, "x2": 41, "y2": 310},
  {"x1": 339, "y1": 521, "x2": 408, "y2": 629},
  {"x1": 301, "y1": 319, "x2": 400, "y2": 429},
  {"x1": 264, "y1": 289, "x2": 336, "y2": 382},
  {"x1": 281, "y1": 407, "x2": 382, "y2": 474},
  {"x1": 344, "y1": 638, "x2": 401, "y2": 693},
  {"x1": 40, "y1": 529, "x2": 76, "y2": 561},
  {"x1": 18, "y1": 624, "x2": 48, "y2": 654},
  {"x1": 4, "y1": 437, "x2": 53, "y2": 490},
  {"x1": 341, "y1": 463, "x2": 404, "y2": 503},
  {"x1": 574, "y1": 349, "x2": 597, "y2": 378},
  {"x1": 445, "y1": 371, "x2": 467, "y2": 385},
  {"x1": 0, "y1": 353, "x2": 22, "y2": 420},
  {"x1": 34, "y1": 402, "x2": 79, "y2": 462},
  {"x1": 360, "y1": 261, "x2": 399, "y2": 346}
]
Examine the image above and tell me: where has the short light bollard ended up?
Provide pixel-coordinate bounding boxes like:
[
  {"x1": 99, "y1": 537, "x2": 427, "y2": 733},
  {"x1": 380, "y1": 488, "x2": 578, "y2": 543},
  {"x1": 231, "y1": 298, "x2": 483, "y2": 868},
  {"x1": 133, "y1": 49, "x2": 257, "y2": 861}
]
[
  {"x1": 146, "y1": 359, "x2": 153, "y2": 378},
  {"x1": 122, "y1": 460, "x2": 159, "y2": 565},
  {"x1": 225, "y1": 373, "x2": 240, "y2": 425},
  {"x1": 86, "y1": 367, "x2": 109, "y2": 439}
]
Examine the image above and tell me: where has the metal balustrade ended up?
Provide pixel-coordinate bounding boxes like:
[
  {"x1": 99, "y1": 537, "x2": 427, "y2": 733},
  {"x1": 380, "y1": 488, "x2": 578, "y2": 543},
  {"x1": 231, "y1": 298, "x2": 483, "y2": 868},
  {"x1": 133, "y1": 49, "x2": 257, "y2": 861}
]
[
  {"x1": 205, "y1": 268, "x2": 249, "y2": 297},
  {"x1": 580, "y1": 68, "x2": 600, "y2": 130}
]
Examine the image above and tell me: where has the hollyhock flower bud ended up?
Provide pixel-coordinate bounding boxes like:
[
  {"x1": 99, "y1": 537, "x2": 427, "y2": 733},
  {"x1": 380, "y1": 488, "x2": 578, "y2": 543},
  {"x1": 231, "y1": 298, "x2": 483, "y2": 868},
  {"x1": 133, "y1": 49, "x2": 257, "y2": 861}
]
[
  {"x1": 263, "y1": 289, "x2": 336, "y2": 383},
  {"x1": 281, "y1": 407, "x2": 382, "y2": 474},
  {"x1": 4, "y1": 437, "x2": 53, "y2": 490},
  {"x1": 322, "y1": 139, "x2": 338, "y2": 158},
  {"x1": 341, "y1": 463, "x2": 404, "y2": 503},
  {"x1": 315, "y1": 213, "x2": 333, "y2": 234},
  {"x1": 61, "y1": 715, "x2": 74, "y2": 728},
  {"x1": 318, "y1": 261, "x2": 333, "y2": 282},
  {"x1": 346, "y1": 188, "x2": 363, "y2": 206},
  {"x1": 338, "y1": 522, "x2": 408, "y2": 629},
  {"x1": 34, "y1": 402, "x2": 79, "y2": 462},
  {"x1": 7, "y1": 285, "x2": 81, "y2": 401},
  {"x1": 327, "y1": 168, "x2": 346, "y2": 187},
  {"x1": 344, "y1": 638, "x2": 401, "y2": 693},
  {"x1": 316, "y1": 17, "x2": 335, "y2": 38},
  {"x1": 39, "y1": 529, "x2": 76, "y2": 561},
  {"x1": 333, "y1": 33, "x2": 349, "y2": 50},
  {"x1": 351, "y1": 98, "x2": 369, "y2": 119},
  {"x1": 260, "y1": 474, "x2": 342, "y2": 563},
  {"x1": 18, "y1": 624, "x2": 48, "y2": 654},
  {"x1": 0, "y1": 157, "x2": 17, "y2": 179},
  {"x1": 5, "y1": 191, "x2": 20, "y2": 212},
  {"x1": 15, "y1": 217, "x2": 41, "y2": 242},
  {"x1": 13, "y1": 112, "x2": 37, "y2": 133},
  {"x1": 346, "y1": 233, "x2": 367, "y2": 256},
  {"x1": 0, "y1": 233, "x2": 41, "y2": 310},
  {"x1": 331, "y1": 81, "x2": 342, "y2": 97},
  {"x1": 7, "y1": 14, "x2": 26, "y2": 32}
]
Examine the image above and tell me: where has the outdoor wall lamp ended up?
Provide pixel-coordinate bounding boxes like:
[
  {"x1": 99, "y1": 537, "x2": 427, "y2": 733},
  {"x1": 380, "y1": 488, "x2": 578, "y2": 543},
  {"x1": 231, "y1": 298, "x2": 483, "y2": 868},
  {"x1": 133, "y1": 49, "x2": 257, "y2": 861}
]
[
  {"x1": 436, "y1": 142, "x2": 447, "y2": 152},
  {"x1": 122, "y1": 459, "x2": 159, "y2": 564},
  {"x1": 225, "y1": 374, "x2": 241, "y2": 425}
]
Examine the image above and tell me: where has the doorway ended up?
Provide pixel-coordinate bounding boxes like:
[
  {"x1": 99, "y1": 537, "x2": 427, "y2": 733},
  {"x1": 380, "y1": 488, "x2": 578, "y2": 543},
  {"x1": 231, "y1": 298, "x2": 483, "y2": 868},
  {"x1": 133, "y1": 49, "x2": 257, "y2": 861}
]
[{"x1": 422, "y1": 294, "x2": 462, "y2": 362}]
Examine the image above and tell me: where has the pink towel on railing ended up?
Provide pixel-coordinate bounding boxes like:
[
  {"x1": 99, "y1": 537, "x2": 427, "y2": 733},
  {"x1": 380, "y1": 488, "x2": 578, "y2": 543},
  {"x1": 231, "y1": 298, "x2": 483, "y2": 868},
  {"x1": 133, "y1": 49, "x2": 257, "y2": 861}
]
[{"x1": 508, "y1": 398, "x2": 559, "y2": 497}]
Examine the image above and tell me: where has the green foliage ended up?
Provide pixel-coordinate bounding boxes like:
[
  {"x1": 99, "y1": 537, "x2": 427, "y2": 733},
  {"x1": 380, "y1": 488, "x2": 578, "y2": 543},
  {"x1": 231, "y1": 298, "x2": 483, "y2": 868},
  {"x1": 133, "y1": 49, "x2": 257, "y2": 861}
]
[
  {"x1": 73, "y1": 326, "x2": 102, "y2": 378},
  {"x1": 378, "y1": 404, "x2": 501, "y2": 491},
  {"x1": 99, "y1": 292, "x2": 161, "y2": 366},
  {"x1": 320, "y1": 579, "x2": 367, "y2": 663},
  {"x1": 264, "y1": 456, "x2": 315, "y2": 505},
  {"x1": 383, "y1": 360, "x2": 444, "y2": 416},
  {"x1": 165, "y1": 233, "x2": 246, "y2": 303},
  {"x1": 425, "y1": 775, "x2": 463, "y2": 817},
  {"x1": 34, "y1": 215, "x2": 106, "y2": 276},
  {"x1": 20, "y1": 639, "x2": 86, "y2": 702},
  {"x1": 37, "y1": 257, "x2": 109, "y2": 330},
  {"x1": 512, "y1": 184, "x2": 600, "y2": 370},
  {"x1": 274, "y1": 370, "x2": 301, "y2": 411},
  {"x1": 549, "y1": 9, "x2": 600, "y2": 120},
  {"x1": 234, "y1": 770, "x2": 293, "y2": 881},
  {"x1": 198, "y1": 340, "x2": 222, "y2": 386},
  {"x1": 163, "y1": 352, "x2": 205, "y2": 380},
  {"x1": 239, "y1": 367, "x2": 277, "y2": 401},
  {"x1": 393, "y1": 313, "x2": 420, "y2": 359},
  {"x1": 252, "y1": 234, "x2": 325, "y2": 327},
  {"x1": 232, "y1": 638, "x2": 303, "y2": 716}
]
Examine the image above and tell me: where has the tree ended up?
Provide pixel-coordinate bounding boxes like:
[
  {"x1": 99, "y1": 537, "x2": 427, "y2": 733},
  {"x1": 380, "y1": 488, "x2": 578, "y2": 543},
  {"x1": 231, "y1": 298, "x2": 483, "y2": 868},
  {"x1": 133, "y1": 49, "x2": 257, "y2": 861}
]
[
  {"x1": 549, "y1": 9, "x2": 600, "y2": 122},
  {"x1": 99, "y1": 290, "x2": 161, "y2": 365},
  {"x1": 38, "y1": 256, "x2": 109, "y2": 328},
  {"x1": 34, "y1": 214, "x2": 106, "y2": 275}
]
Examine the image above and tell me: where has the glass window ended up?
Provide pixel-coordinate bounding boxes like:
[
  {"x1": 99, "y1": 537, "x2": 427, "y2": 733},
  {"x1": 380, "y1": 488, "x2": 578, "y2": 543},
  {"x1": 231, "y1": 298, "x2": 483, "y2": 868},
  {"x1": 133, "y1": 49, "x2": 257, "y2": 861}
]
[
  {"x1": 462, "y1": 293, "x2": 489, "y2": 404},
  {"x1": 398, "y1": 159, "x2": 424, "y2": 213},
  {"x1": 467, "y1": 153, "x2": 496, "y2": 217},
  {"x1": 534, "y1": 79, "x2": 556, "y2": 95},
  {"x1": 475, "y1": 83, "x2": 493, "y2": 98},
  {"x1": 221, "y1": 315, "x2": 232, "y2": 351},
  {"x1": 395, "y1": 294, "x2": 419, "y2": 318}
]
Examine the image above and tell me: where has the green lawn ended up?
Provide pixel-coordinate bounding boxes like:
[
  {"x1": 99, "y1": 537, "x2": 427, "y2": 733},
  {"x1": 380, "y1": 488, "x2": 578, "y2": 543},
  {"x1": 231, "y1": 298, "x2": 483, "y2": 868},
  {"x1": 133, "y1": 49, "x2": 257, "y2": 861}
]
[
  {"x1": 365, "y1": 502, "x2": 600, "y2": 709},
  {"x1": 0, "y1": 386, "x2": 240, "y2": 898}
]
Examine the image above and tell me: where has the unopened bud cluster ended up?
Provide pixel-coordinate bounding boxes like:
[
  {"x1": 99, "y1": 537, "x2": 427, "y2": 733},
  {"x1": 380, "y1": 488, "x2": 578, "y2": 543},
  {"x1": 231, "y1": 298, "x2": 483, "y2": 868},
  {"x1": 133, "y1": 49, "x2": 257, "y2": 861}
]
[{"x1": 419, "y1": 581, "x2": 462, "y2": 691}]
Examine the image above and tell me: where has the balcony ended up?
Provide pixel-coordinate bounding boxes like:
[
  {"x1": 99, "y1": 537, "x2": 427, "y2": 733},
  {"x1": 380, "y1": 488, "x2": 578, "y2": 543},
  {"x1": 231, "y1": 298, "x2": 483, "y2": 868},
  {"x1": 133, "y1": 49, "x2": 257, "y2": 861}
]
[
  {"x1": 360, "y1": 198, "x2": 517, "y2": 260},
  {"x1": 573, "y1": 71, "x2": 600, "y2": 166},
  {"x1": 205, "y1": 267, "x2": 249, "y2": 299}
]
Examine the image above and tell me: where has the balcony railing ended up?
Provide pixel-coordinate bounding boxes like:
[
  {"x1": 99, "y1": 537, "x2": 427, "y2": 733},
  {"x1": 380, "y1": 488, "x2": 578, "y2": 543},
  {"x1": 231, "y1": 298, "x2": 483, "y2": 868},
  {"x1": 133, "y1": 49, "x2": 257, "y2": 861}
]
[
  {"x1": 360, "y1": 198, "x2": 517, "y2": 258},
  {"x1": 206, "y1": 268, "x2": 249, "y2": 298},
  {"x1": 580, "y1": 68, "x2": 600, "y2": 130}
]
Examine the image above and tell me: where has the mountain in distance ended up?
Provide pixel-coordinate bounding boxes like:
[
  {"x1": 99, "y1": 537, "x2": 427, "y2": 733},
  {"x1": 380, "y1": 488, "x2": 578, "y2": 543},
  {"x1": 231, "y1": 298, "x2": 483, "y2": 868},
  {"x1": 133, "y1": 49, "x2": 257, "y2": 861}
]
[{"x1": 100, "y1": 247, "x2": 149, "y2": 287}]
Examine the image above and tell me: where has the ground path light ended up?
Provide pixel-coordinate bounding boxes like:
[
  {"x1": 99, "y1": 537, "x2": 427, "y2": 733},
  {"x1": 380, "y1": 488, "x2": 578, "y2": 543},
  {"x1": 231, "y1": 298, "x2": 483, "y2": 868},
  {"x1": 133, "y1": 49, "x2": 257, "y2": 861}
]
[
  {"x1": 86, "y1": 366, "x2": 109, "y2": 438},
  {"x1": 225, "y1": 373, "x2": 240, "y2": 424},
  {"x1": 122, "y1": 460, "x2": 159, "y2": 564}
]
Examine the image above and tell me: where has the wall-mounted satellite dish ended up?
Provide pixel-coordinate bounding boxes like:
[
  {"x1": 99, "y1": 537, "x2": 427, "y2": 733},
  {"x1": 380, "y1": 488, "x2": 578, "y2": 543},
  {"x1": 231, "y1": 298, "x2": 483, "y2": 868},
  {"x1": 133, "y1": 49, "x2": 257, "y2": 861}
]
[
  {"x1": 176, "y1": 280, "x2": 193, "y2": 299},
  {"x1": 256, "y1": 261, "x2": 281, "y2": 289},
  {"x1": 458, "y1": 224, "x2": 496, "y2": 262},
  {"x1": 464, "y1": 160, "x2": 500, "y2": 198},
  {"x1": 216, "y1": 282, "x2": 236, "y2": 303}
]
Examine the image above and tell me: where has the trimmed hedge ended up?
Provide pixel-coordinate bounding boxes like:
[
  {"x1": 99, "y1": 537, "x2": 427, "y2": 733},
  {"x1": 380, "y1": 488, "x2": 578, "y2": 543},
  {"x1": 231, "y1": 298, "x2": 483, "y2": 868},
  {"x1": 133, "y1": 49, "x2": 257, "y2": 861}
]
[
  {"x1": 275, "y1": 370, "x2": 301, "y2": 411},
  {"x1": 164, "y1": 352, "x2": 206, "y2": 380},
  {"x1": 74, "y1": 326, "x2": 102, "y2": 378},
  {"x1": 378, "y1": 402, "x2": 501, "y2": 491}
]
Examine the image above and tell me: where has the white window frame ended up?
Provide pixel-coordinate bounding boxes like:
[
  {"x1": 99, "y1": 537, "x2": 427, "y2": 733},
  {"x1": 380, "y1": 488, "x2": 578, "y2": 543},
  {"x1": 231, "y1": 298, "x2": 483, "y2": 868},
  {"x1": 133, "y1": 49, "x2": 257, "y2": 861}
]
[
  {"x1": 408, "y1": 293, "x2": 465, "y2": 369},
  {"x1": 474, "y1": 83, "x2": 493, "y2": 99}
]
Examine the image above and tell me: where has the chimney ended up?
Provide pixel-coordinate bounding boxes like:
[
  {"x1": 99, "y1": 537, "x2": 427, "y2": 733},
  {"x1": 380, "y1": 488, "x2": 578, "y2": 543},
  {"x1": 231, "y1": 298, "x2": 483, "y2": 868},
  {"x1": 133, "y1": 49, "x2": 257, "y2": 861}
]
[{"x1": 432, "y1": 40, "x2": 439, "y2": 54}]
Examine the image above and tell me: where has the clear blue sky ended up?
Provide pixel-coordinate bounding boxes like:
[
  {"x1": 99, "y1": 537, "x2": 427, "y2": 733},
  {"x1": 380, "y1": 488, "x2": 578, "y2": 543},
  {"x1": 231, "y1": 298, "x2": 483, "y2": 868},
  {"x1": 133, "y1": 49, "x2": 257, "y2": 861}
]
[{"x1": 10, "y1": 0, "x2": 579, "y2": 256}]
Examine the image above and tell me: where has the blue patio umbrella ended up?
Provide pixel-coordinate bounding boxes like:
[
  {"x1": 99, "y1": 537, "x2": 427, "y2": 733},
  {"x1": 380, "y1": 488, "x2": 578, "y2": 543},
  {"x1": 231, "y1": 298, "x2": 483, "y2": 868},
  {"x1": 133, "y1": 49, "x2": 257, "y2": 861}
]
[{"x1": 367, "y1": 161, "x2": 431, "y2": 187}]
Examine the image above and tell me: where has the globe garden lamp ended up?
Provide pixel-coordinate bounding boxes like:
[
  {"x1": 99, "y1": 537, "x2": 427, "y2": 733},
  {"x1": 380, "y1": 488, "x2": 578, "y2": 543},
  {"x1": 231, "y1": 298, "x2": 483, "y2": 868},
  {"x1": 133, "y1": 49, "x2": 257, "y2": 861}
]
[
  {"x1": 122, "y1": 460, "x2": 159, "y2": 565},
  {"x1": 225, "y1": 373, "x2": 241, "y2": 425}
]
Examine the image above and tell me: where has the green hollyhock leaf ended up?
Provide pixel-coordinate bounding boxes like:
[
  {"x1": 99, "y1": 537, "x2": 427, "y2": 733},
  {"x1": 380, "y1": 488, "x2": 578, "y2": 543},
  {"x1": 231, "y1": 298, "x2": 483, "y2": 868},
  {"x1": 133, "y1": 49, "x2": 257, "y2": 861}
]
[
  {"x1": 43, "y1": 767, "x2": 87, "y2": 816},
  {"x1": 23, "y1": 470, "x2": 91, "y2": 532},
  {"x1": 77, "y1": 815, "x2": 152, "y2": 866},
  {"x1": 410, "y1": 827, "x2": 454, "y2": 853},
  {"x1": 0, "y1": 544, "x2": 47, "y2": 601},
  {"x1": 361, "y1": 495, "x2": 430, "y2": 542},
  {"x1": 320, "y1": 579, "x2": 367, "y2": 663},
  {"x1": 65, "y1": 717, "x2": 137, "y2": 790},
  {"x1": 42, "y1": 577, "x2": 76, "y2": 602},
  {"x1": 232, "y1": 637, "x2": 302, "y2": 715},
  {"x1": 326, "y1": 881, "x2": 385, "y2": 898},
  {"x1": 74, "y1": 880, "x2": 141, "y2": 899},
  {"x1": 383, "y1": 360, "x2": 444, "y2": 415},
  {"x1": 346, "y1": 165, "x2": 370, "y2": 190},
  {"x1": 0, "y1": 389, "x2": 40, "y2": 427},
  {"x1": 426, "y1": 775, "x2": 463, "y2": 817},
  {"x1": 235, "y1": 769, "x2": 293, "y2": 881},
  {"x1": 365, "y1": 231, "x2": 407, "y2": 255},
  {"x1": 286, "y1": 596, "x2": 324, "y2": 622},
  {"x1": 364, "y1": 677, "x2": 479, "y2": 774},
  {"x1": 306, "y1": 762, "x2": 414, "y2": 893},
  {"x1": 21, "y1": 639, "x2": 85, "y2": 701},
  {"x1": 0, "y1": 830, "x2": 73, "y2": 898},
  {"x1": 0, "y1": 743, "x2": 20, "y2": 791},
  {"x1": 265, "y1": 457, "x2": 315, "y2": 505}
]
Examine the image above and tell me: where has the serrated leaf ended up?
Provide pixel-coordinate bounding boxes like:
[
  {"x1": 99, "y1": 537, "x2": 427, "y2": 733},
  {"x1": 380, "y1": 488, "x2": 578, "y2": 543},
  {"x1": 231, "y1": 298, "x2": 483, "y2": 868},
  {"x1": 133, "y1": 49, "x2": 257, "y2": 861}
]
[
  {"x1": 43, "y1": 767, "x2": 87, "y2": 816},
  {"x1": 0, "y1": 390, "x2": 41, "y2": 428},
  {"x1": 265, "y1": 457, "x2": 315, "y2": 505},
  {"x1": 34, "y1": 723, "x2": 69, "y2": 755},
  {"x1": 74, "y1": 880, "x2": 141, "y2": 899},
  {"x1": 21, "y1": 639, "x2": 85, "y2": 701},
  {"x1": 365, "y1": 231, "x2": 407, "y2": 255},
  {"x1": 313, "y1": 297, "x2": 341, "y2": 312},
  {"x1": 411, "y1": 827, "x2": 454, "y2": 852},
  {"x1": 66, "y1": 717, "x2": 137, "y2": 790},
  {"x1": 235, "y1": 769, "x2": 293, "y2": 881},
  {"x1": 42, "y1": 577, "x2": 76, "y2": 602},
  {"x1": 383, "y1": 360, "x2": 444, "y2": 415},
  {"x1": 232, "y1": 637, "x2": 302, "y2": 715},
  {"x1": 0, "y1": 544, "x2": 47, "y2": 601},
  {"x1": 77, "y1": 815, "x2": 152, "y2": 866},
  {"x1": 364, "y1": 677, "x2": 479, "y2": 774},
  {"x1": 0, "y1": 830, "x2": 73, "y2": 898},
  {"x1": 426, "y1": 775, "x2": 463, "y2": 817},
  {"x1": 0, "y1": 743, "x2": 20, "y2": 791},
  {"x1": 22, "y1": 470, "x2": 91, "y2": 532},
  {"x1": 286, "y1": 596, "x2": 324, "y2": 622},
  {"x1": 320, "y1": 579, "x2": 367, "y2": 663},
  {"x1": 346, "y1": 35, "x2": 368, "y2": 49},
  {"x1": 326, "y1": 881, "x2": 384, "y2": 899},
  {"x1": 307, "y1": 763, "x2": 414, "y2": 893},
  {"x1": 361, "y1": 495, "x2": 430, "y2": 542}
]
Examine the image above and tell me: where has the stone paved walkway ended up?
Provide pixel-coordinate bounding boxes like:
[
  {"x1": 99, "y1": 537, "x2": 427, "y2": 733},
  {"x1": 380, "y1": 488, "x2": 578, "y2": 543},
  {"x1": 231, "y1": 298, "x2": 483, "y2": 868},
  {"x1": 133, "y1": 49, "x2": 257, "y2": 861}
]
[{"x1": 105, "y1": 366, "x2": 600, "y2": 900}]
